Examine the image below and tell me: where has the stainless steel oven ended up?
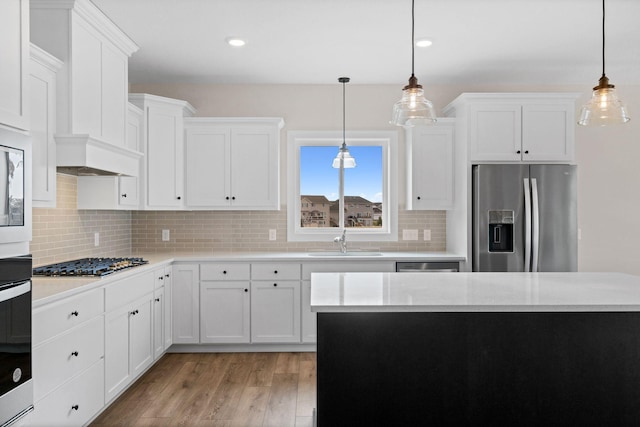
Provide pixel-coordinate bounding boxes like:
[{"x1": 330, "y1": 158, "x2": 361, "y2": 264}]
[{"x1": 0, "y1": 255, "x2": 33, "y2": 427}]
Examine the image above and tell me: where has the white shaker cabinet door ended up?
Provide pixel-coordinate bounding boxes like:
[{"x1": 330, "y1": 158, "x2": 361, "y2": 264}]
[
  {"x1": 200, "y1": 281, "x2": 251, "y2": 344},
  {"x1": 0, "y1": 0, "x2": 29, "y2": 131},
  {"x1": 185, "y1": 125, "x2": 231, "y2": 207},
  {"x1": 172, "y1": 264, "x2": 200, "y2": 344},
  {"x1": 468, "y1": 103, "x2": 522, "y2": 162},
  {"x1": 251, "y1": 280, "x2": 301, "y2": 343}
]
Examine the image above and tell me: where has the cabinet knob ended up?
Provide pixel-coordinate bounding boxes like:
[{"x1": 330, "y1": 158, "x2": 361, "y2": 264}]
[
  {"x1": 232, "y1": 196, "x2": 236, "y2": 200},
  {"x1": 223, "y1": 270, "x2": 227, "y2": 274},
  {"x1": 71, "y1": 351, "x2": 79, "y2": 357},
  {"x1": 71, "y1": 405, "x2": 79, "y2": 411},
  {"x1": 273, "y1": 283, "x2": 278, "y2": 287},
  {"x1": 524, "y1": 150, "x2": 529, "y2": 154},
  {"x1": 159, "y1": 276, "x2": 164, "y2": 280},
  {"x1": 416, "y1": 196, "x2": 421, "y2": 200},
  {"x1": 517, "y1": 150, "x2": 521, "y2": 154},
  {"x1": 244, "y1": 288, "x2": 248, "y2": 292},
  {"x1": 155, "y1": 297, "x2": 161, "y2": 302},
  {"x1": 177, "y1": 196, "x2": 181, "y2": 200},
  {"x1": 70, "y1": 311, "x2": 79, "y2": 317},
  {"x1": 274, "y1": 270, "x2": 278, "y2": 274},
  {"x1": 226, "y1": 196, "x2": 230, "y2": 200},
  {"x1": 121, "y1": 193, "x2": 127, "y2": 198},
  {"x1": 165, "y1": 274, "x2": 170, "y2": 278}
]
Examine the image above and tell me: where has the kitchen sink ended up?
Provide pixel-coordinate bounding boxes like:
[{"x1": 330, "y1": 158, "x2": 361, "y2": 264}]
[{"x1": 307, "y1": 252, "x2": 383, "y2": 257}]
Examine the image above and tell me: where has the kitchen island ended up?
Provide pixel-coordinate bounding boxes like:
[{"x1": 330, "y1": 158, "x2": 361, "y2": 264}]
[{"x1": 311, "y1": 272, "x2": 640, "y2": 426}]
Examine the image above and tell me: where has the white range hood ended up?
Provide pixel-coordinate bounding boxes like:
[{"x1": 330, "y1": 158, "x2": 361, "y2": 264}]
[{"x1": 56, "y1": 134, "x2": 142, "y2": 176}]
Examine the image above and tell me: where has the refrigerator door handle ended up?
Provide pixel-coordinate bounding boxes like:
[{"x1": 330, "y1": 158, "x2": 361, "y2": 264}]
[
  {"x1": 531, "y1": 178, "x2": 540, "y2": 272},
  {"x1": 523, "y1": 178, "x2": 531, "y2": 272}
]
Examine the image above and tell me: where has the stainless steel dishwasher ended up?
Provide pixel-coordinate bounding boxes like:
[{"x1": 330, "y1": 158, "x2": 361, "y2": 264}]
[{"x1": 396, "y1": 262, "x2": 459, "y2": 272}]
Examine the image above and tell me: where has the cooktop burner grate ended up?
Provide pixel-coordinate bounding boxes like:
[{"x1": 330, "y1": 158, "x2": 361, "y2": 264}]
[{"x1": 33, "y1": 257, "x2": 148, "y2": 277}]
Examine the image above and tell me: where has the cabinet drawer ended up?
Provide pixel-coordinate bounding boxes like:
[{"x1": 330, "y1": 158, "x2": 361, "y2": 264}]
[
  {"x1": 33, "y1": 315, "x2": 104, "y2": 402},
  {"x1": 302, "y1": 261, "x2": 396, "y2": 280},
  {"x1": 200, "y1": 263, "x2": 250, "y2": 281},
  {"x1": 29, "y1": 359, "x2": 105, "y2": 427},
  {"x1": 251, "y1": 263, "x2": 301, "y2": 280},
  {"x1": 33, "y1": 288, "x2": 104, "y2": 346},
  {"x1": 105, "y1": 270, "x2": 155, "y2": 312}
]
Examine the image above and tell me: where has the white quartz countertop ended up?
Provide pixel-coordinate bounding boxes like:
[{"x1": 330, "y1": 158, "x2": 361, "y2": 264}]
[
  {"x1": 310, "y1": 272, "x2": 640, "y2": 312},
  {"x1": 32, "y1": 251, "x2": 463, "y2": 306}
]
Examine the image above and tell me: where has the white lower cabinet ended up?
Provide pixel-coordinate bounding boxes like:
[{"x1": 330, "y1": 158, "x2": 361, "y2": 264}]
[
  {"x1": 251, "y1": 280, "x2": 300, "y2": 343},
  {"x1": 28, "y1": 360, "x2": 104, "y2": 427},
  {"x1": 30, "y1": 288, "x2": 105, "y2": 427},
  {"x1": 152, "y1": 266, "x2": 172, "y2": 359},
  {"x1": 200, "y1": 281, "x2": 251, "y2": 343},
  {"x1": 104, "y1": 271, "x2": 155, "y2": 403},
  {"x1": 172, "y1": 263, "x2": 200, "y2": 344}
]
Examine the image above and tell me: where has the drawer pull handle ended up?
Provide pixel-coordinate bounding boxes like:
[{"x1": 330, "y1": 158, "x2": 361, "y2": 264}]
[
  {"x1": 71, "y1": 405, "x2": 79, "y2": 411},
  {"x1": 155, "y1": 298, "x2": 161, "y2": 302},
  {"x1": 71, "y1": 351, "x2": 79, "y2": 357},
  {"x1": 70, "y1": 311, "x2": 79, "y2": 317}
]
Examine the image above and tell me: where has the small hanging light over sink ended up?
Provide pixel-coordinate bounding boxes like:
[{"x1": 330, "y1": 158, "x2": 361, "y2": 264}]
[
  {"x1": 333, "y1": 77, "x2": 356, "y2": 169},
  {"x1": 390, "y1": 0, "x2": 437, "y2": 127},
  {"x1": 578, "y1": 0, "x2": 630, "y2": 126}
]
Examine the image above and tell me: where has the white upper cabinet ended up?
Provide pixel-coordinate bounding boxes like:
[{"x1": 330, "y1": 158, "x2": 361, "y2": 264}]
[
  {"x1": 0, "y1": 0, "x2": 29, "y2": 131},
  {"x1": 406, "y1": 119, "x2": 455, "y2": 210},
  {"x1": 184, "y1": 118, "x2": 284, "y2": 210},
  {"x1": 30, "y1": 0, "x2": 141, "y2": 176},
  {"x1": 129, "y1": 94, "x2": 195, "y2": 210},
  {"x1": 30, "y1": 44, "x2": 62, "y2": 208},
  {"x1": 444, "y1": 93, "x2": 579, "y2": 163}
]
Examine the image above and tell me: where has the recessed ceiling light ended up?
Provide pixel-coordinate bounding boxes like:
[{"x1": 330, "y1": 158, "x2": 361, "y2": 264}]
[
  {"x1": 226, "y1": 37, "x2": 246, "y2": 47},
  {"x1": 415, "y1": 38, "x2": 433, "y2": 48}
]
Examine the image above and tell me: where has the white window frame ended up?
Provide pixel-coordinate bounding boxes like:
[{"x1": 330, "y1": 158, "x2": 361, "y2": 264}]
[{"x1": 287, "y1": 130, "x2": 398, "y2": 242}]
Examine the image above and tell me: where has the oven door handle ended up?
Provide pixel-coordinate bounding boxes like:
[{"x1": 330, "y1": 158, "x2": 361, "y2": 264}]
[{"x1": 0, "y1": 280, "x2": 31, "y2": 303}]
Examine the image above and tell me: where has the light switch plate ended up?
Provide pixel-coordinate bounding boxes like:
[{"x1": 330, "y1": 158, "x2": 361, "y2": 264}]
[
  {"x1": 162, "y1": 229, "x2": 170, "y2": 241},
  {"x1": 269, "y1": 229, "x2": 277, "y2": 241},
  {"x1": 423, "y1": 229, "x2": 431, "y2": 241},
  {"x1": 403, "y1": 229, "x2": 418, "y2": 240},
  {"x1": 94, "y1": 232, "x2": 99, "y2": 247}
]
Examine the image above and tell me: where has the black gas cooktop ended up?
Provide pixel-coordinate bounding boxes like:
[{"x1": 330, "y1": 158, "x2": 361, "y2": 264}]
[{"x1": 32, "y1": 257, "x2": 148, "y2": 277}]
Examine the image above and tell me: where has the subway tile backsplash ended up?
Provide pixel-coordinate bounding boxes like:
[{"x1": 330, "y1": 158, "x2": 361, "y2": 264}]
[
  {"x1": 31, "y1": 174, "x2": 132, "y2": 266},
  {"x1": 31, "y1": 174, "x2": 446, "y2": 265}
]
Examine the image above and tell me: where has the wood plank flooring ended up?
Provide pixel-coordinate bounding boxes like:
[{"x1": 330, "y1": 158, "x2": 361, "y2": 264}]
[{"x1": 91, "y1": 352, "x2": 316, "y2": 427}]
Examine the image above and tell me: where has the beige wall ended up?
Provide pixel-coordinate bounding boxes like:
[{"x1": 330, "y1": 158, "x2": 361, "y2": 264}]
[
  {"x1": 131, "y1": 82, "x2": 640, "y2": 274},
  {"x1": 30, "y1": 174, "x2": 132, "y2": 266}
]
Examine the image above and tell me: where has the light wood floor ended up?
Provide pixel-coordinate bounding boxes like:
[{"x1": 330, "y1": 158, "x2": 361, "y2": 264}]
[{"x1": 91, "y1": 352, "x2": 317, "y2": 427}]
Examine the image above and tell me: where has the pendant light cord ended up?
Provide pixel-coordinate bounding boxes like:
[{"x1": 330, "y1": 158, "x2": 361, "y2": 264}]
[
  {"x1": 601, "y1": 0, "x2": 606, "y2": 77},
  {"x1": 342, "y1": 80, "x2": 346, "y2": 146},
  {"x1": 411, "y1": 0, "x2": 415, "y2": 77}
]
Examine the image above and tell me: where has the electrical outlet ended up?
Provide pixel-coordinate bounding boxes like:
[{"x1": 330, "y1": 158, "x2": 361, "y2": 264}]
[
  {"x1": 402, "y1": 229, "x2": 418, "y2": 240},
  {"x1": 578, "y1": 228, "x2": 582, "y2": 241},
  {"x1": 423, "y1": 229, "x2": 432, "y2": 241},
  {"x1": 162, "y1": 229, "x2": 170, "y2": 241},
  {"x1": 94, "y1": 232, "x2": 99, "y2": 247},
  {"x1": 269, "y1": 229, "x2": 277, "y2": 241}
]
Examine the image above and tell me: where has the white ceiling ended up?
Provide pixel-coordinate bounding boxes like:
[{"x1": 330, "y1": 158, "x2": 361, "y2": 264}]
[{"x1": 91, "y1": 0, "x2": 640, "y2": 87}]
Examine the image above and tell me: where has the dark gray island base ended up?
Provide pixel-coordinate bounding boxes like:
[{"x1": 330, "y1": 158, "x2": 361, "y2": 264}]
[{"x1": 316, "y1": 311, "x2": 640, "y2": 426}]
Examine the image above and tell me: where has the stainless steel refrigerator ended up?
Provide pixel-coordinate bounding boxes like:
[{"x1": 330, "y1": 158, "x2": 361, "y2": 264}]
[{"x1": 472, "y1": 164, "x2": 577, "y2": 272}]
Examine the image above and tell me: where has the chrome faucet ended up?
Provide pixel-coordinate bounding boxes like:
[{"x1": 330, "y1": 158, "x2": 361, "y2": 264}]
[{"x1": 334, "y1": 229, "x2": 347, "y2": 254}]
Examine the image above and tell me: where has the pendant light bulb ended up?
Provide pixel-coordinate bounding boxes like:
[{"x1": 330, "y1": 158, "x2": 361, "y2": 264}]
[
  {"x1": 390, "y1": 0, "x2": 437, "y2": 127},
  {"x1": 333, "y1": 77, "x2": 356, "y2": 169},
  {"x1": 578, "y1": 0, "x2": 630, "y2": 126}
]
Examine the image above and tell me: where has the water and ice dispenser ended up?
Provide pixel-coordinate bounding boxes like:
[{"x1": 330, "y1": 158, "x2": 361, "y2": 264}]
[{"x1": 488, "y1": 210, "x2": 514, "y2": 252}]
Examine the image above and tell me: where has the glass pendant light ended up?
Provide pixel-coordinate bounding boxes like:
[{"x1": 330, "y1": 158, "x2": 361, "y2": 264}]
[
  {"x1": 333, "y1": 77, "x2": 356, "y2": 169},
  {"x1": 390, "y1": 0, "x2": 436, "y2": 127},
  {"x1": 578, "y1": 0, "x2": 630, "y2": 126}
]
